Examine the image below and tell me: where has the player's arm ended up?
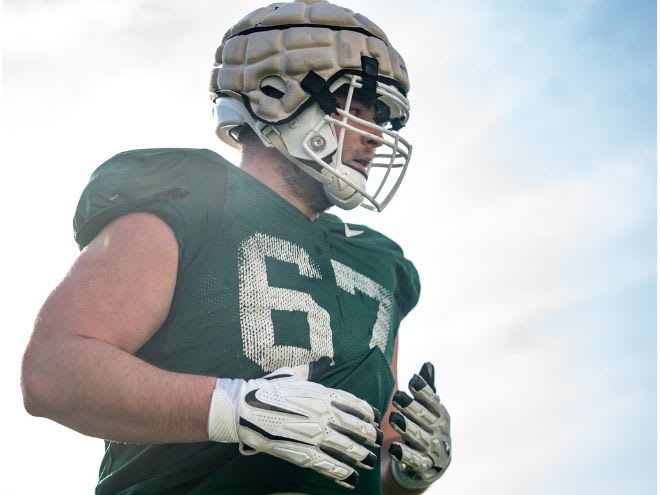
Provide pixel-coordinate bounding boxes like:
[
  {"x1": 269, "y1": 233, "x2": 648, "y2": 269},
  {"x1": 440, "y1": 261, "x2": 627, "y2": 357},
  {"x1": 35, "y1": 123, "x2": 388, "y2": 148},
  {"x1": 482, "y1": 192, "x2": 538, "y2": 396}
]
[
  {"x1": 21, "y1": 210, "x2": 383, "y2": 487},
  {"x1": 21, "y1": 212, "x2": 217, "y2": 443},
  {"x1": 381, "y1": 339, "x2": 452, "y2": 494},
  {"x1": 380, "y1": 336, "x2": 425, "y2": 495}
]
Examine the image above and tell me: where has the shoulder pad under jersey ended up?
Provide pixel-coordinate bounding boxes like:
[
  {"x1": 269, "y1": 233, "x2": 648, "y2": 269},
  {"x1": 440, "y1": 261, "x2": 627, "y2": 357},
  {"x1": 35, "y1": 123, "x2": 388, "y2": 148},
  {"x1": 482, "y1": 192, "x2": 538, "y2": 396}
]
[{"x1": 73, "y1": 148, "x2": 229, "y2": 269}]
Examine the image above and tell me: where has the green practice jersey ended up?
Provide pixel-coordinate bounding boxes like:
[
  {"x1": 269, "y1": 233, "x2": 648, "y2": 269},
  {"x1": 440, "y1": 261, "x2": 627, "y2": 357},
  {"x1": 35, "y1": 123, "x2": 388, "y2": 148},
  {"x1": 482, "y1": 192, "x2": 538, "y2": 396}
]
[{"x1": 73, "y1": 148, "x2": 420, "y2": 495}]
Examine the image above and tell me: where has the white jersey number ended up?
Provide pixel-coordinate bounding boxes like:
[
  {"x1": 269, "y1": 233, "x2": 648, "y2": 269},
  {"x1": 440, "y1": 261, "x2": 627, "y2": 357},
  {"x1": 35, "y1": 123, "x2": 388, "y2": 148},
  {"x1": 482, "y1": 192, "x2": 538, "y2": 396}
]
[
  {"x1": 331, "y1": 259, "x2": 392, "y2": 353},
  {"x1": 238, "y1": 233, "x2": 393, "y2": 372}
]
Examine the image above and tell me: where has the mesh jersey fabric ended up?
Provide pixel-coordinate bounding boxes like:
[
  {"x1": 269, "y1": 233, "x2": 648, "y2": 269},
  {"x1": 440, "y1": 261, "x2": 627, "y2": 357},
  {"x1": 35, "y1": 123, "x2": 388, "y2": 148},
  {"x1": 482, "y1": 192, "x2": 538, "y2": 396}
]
[{"x1": 73, "y1": 148, "x2": 421, "y2": 495}]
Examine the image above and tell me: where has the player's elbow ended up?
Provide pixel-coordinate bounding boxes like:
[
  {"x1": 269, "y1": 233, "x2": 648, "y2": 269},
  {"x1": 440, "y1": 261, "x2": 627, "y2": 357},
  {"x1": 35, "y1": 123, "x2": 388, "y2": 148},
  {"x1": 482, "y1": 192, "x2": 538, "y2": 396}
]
[
  {"x1": 21, "y1": 346, "x2": 65, "y2": 419},
  {"x1": 21, "y1": 361, "x2": 48, "y2": 418}
]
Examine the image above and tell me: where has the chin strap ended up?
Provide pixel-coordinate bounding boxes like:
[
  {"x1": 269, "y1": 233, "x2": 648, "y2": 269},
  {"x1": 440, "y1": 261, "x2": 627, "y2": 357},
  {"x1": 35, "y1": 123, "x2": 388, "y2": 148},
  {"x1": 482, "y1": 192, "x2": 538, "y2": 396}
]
[
  {"x1": 262, "y1": 128, "x2": 332, "y2": 185},
  {"x1": 261, "y1": 127, "x2": 364, "y2": 211},
  {"x1": 321, "y1": 165, "x2": 365, "y2": 210}
]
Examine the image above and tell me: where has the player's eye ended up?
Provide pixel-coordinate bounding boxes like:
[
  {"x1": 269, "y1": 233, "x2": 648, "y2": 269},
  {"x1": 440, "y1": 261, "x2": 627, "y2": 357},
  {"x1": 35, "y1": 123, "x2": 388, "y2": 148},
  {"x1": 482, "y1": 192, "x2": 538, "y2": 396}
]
[{"x1": 349, "y1": 107, "x2": 362, "y2": 118}]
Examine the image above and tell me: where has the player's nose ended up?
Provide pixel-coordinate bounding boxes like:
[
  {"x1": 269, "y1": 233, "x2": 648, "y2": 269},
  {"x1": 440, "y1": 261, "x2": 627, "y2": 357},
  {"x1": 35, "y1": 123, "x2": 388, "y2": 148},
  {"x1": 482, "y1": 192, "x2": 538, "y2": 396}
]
[{"x1": 361, "y1": 126, "x2": 383, "y2": 148}]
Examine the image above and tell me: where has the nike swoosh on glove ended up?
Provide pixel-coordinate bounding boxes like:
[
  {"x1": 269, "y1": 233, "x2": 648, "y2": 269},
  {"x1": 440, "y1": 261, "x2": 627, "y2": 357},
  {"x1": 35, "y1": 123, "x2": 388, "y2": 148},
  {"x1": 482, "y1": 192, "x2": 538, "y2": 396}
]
[
  {"x1": 388, "y1": 362, "x2": 451, "y2": 490},
  {"x1": 208, "y1": 357, "x2": 383, "y2": 489}
]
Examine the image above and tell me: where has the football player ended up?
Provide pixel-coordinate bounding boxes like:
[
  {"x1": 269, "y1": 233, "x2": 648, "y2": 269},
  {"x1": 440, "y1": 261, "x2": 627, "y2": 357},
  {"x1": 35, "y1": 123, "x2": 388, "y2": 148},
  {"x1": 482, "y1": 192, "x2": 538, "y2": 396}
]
[{"x1": 21, "y1": 1, "x2": 451, "y2": 493}]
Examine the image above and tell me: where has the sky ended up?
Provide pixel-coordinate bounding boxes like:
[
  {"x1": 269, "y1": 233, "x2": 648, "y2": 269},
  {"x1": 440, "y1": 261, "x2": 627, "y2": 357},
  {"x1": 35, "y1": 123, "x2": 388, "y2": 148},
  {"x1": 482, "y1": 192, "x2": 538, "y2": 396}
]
[{"x1": 1, "y1": 0, "x2": 656, "y2": 494}]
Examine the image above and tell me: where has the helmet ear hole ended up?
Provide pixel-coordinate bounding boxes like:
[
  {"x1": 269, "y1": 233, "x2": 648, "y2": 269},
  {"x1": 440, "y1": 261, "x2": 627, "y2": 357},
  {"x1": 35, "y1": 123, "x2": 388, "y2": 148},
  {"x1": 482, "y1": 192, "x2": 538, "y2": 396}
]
[{"x1": 260, "y1": 75, "x2": 286, "y2": 99}]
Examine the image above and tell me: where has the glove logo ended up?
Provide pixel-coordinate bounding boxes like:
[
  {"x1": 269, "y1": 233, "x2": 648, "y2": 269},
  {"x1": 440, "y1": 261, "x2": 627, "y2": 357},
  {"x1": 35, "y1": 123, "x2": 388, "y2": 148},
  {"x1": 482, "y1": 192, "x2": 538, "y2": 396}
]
[
  {"x1": 245, "y1": 389, "x2": 306, "y2": 417},
  {"x1": 210, "y1": 359, "x2": 384, "y2": 490}
]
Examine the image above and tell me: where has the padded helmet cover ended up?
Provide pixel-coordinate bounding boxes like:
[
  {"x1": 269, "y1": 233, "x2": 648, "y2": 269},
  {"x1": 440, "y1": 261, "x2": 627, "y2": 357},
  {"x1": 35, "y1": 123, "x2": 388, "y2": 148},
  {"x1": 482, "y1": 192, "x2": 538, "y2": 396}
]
[{"x1": 209, "y1": 0, "x2": 410, "y2": 125}]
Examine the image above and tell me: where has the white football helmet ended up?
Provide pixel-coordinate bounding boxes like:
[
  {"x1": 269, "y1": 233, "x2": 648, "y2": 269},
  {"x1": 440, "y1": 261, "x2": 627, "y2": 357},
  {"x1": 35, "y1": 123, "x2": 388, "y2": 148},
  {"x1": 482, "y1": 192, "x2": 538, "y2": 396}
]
[{"x1": 210, "y1": 0, "x2": 412, "y2": 212}]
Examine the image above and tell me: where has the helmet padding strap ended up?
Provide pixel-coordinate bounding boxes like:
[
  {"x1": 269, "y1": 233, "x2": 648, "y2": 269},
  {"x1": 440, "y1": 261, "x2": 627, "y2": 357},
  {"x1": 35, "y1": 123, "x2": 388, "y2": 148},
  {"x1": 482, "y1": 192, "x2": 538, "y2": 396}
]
[
  {"x1": 360, "y1": 56, "x2": 379, "y2": 95},
  {"x1": 301, "y1": 71, "x2": 338, "y2": 116}
]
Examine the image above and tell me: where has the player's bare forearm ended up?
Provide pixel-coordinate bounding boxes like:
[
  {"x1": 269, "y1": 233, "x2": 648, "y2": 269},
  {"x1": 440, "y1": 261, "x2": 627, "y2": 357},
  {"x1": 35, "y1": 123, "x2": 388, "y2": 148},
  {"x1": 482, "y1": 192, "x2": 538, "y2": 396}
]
[
  {"x1": 381, "y1": 337, "x2": 426, "y2": 493},
  {"x1": 22, "y1": 332, "x2": 216, "y2": 443},
  {"x1": 21, "y1": 212, "x2": 217, "y2": 443}
]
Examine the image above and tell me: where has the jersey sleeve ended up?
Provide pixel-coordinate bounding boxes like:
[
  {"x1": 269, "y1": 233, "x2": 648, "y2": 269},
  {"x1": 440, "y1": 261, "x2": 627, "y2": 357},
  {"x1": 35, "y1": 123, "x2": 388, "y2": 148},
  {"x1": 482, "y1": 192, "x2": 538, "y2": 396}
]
[
  {"x1": 322, "y1": 213, "x2": 421, "y2": 318},
  {"x1": 364, "y1": 224, "x2": 421, "y2": 318},
  {"x1": 73, "y1": 148, "x2": 228, "y2": 270},
  {"x1": 393, "y1": 251, "x2": 420, "y2": 318}
]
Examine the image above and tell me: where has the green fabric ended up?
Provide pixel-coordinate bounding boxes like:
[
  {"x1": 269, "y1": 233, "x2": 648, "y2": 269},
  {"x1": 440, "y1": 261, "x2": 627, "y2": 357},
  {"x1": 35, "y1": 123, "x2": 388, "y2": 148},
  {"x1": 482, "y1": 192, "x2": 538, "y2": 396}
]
[{"x1": 73, "y1": 148, "x2": 420, "y2": 495}]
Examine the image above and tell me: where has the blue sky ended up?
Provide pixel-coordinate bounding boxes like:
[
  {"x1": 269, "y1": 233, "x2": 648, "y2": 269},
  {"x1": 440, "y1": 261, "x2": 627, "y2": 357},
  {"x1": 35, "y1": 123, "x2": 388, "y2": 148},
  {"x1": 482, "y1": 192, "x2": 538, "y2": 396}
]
[{"x1": 2, "y1": 0, "x2": 656, "y2": 493}]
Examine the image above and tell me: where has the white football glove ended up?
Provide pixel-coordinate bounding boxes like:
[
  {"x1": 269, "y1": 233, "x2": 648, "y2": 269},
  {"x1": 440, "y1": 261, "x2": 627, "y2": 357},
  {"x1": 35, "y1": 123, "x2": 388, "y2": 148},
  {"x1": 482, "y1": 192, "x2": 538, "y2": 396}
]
[
  {"x1": 208, "y1": 357, "x2": 383, "y2": 489},
  {"x1": 388, "y1": 362, "x2": 451, "y2": 490}
]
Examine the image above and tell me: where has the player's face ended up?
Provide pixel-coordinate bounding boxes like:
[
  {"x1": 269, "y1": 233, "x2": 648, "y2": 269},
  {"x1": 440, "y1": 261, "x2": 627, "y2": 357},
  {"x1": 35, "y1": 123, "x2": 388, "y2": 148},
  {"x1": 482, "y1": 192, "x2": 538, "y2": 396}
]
[{"x1": 333, "y1": 94, "x2": 383, "y2": 178}]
